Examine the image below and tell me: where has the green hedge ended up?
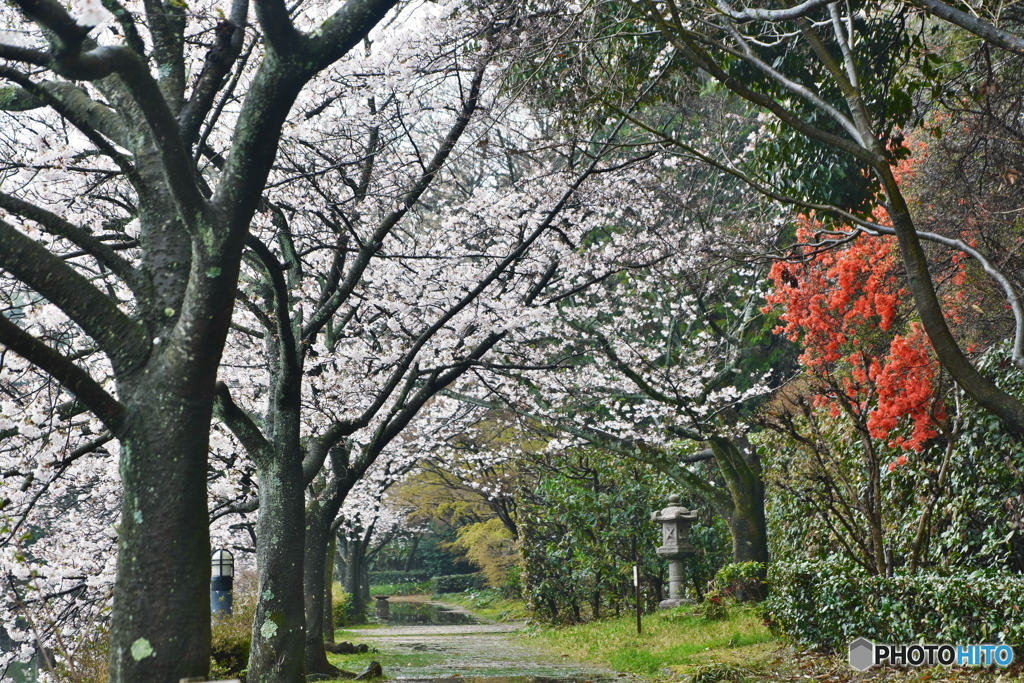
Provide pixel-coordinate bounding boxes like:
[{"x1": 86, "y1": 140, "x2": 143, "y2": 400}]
[
  {"x1": 368, "y1": 570, "x2": 430, "y2": 585},
  {"x1": 431, "y1": 573, "x2": 487, "y2": 594},
  {"x1": 764, "y1": 560, "x2": 1024, "y2": 650}
]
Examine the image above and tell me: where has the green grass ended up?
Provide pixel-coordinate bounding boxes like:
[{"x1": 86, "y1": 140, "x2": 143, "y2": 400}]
[
  {"x1": 529, "y1": 604, "x2": 776, "y2": 676},
  {"x1": 326, "y1": 647, "x2": 438, "y2": 676},
  {"x1": 367, "y1": 581, "x2": 431, "y2": 596},
  {"x1": 335, "y1": 622, "x2": 384, "y2": 630}
]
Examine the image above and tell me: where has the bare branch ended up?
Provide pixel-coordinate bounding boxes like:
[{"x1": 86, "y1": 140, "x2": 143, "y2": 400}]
[
  {"x1": 910, "y1": 0, "x2": 1024, "y2": 53},
  {"x1": 252, "y1": 0, "x2": 304, "y2": 56},
  {"x1": 8, "y1": 0, "x2": 209, "y2": 229},
  {"x1": 0, "y1": 314, "x2": 125, "y2": 432},
  {"x1": 0, "y1": 191, "x2": 151, "y2": 302},
  {"x1": 303, "y1": 60, "x2": 489, "y2": 342},
  {"x1": 213, "y1": 382, "x2": 272, "y2": 467},
  {"x1": 714, "y1": 0, "x2": 834, "y2": 22},
  {"x1": 178, "y1": 9, "x2": 247, "y2": 146}
]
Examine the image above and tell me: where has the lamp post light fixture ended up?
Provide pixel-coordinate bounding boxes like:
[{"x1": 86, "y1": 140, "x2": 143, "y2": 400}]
[
  {"x1": 652, "y1": 494, "x2": 697, "y2": 609},
  {"x1": 211, "y1": 548, "x2": 235, "y2": 617}
]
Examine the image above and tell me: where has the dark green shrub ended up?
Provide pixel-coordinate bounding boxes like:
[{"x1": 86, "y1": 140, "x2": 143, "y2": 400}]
[
  {"x1": 431, "y1": 573, "x2": 487, "y2": 594},
  {"x1": 518, "y1": 449, "x2": 729, "y2": 623},
  {"x1": 713, "y1": 561, "x2": 767, "y2": 602},
  {"x1": 699, "y1": 561, "x2": 768, "y2": 617},
  {"x1": 367, "y1": 580, "x2": 432, "y2": 596},
  {"x1": 368, "y1": 570, "x2": 430, "y2": 585},
  {"x1": 501, "y1": 562, "x2": 523, "y2": 599},
  {"x1": 210, "y1": 608, "x2": 252, "y2": 680},
  {"x1": 765, "y1": 560, "x2": 1024, "y2": 650},
  {"x1": 332, "y1": 586, "x2": 349, "y2": 630}
]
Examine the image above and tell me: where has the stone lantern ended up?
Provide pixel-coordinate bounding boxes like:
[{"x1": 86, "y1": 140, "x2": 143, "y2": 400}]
[{"x1": 651, "y1": 494, "x2": 697, "y2": 609}]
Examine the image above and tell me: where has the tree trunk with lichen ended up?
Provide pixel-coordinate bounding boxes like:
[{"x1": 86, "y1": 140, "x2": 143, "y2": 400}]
[
  {"x1": 108, "y1": 388, "x2": 213, "y2": 682},
  {"x1": 304, "y1": 470, "x2": 348, "y2": 675},
  {"x1": 246, "y1": 458, "x2": 308, "y2": 683}
]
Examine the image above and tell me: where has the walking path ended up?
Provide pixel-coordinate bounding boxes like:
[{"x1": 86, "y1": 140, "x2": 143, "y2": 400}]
[{"x1": 339, "y1": 600, "x2": 623, "y2": 681}]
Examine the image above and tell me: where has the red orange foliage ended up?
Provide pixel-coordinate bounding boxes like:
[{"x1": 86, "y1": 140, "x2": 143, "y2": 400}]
[{"x1": 765, "y1": 212, "x2": 945, "y2": 453}]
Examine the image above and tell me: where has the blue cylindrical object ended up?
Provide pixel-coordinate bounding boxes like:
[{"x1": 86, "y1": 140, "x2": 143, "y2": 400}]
[{"x1": 211, "y1": 575, "x2": 233, "y2": 616}]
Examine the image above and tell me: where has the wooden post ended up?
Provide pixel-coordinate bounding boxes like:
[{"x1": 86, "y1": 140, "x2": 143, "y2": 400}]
[{"x1": 634, "y1": 564, "x2": 642, "y2": 636}]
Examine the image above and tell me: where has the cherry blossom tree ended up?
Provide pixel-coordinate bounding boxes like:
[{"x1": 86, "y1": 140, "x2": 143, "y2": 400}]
[
  {"x1": 467, "y1": 260, "x2": 780, "y2": 565},
  {"x1": 0, "y1": 0, "x2": 426, "y2": 678},
  {"x1": 331, "y1": 463, "x2": 421, "y2": 624},
  {"x1": 0, "y1": 362, "x2": 118, "y2": 680},
  {"x1": 198, "y1": 11, "x2": 661, "y2": 673},
  {"x1": 1, "y1": 2, "x2": 668, "y2": 677},
  {"x1": 203, "y1": 10, "x2": 499, "y2": 673},
  {"x1": 435, "y1": 140, "x2": 788, "y2": 568}
]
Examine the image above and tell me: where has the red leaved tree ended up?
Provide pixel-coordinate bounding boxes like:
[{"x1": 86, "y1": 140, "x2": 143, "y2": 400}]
[
  {"x1": 763, "y1": 208, "x2": 954, "y2": 574},
  {"x1": 766, "y1": 211, "x2": 945, "y2": 453}
]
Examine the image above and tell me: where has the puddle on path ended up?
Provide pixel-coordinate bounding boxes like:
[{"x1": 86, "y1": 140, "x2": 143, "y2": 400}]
[
  {"x1": 383, "y1": 601, "x2": 479, "y2": 626},
  {"x1": 340, "y1": 602, "x2": 620, "y2": 683}
]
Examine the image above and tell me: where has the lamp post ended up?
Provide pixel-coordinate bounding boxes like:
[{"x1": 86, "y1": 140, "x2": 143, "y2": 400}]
[
  {"x1": 211, "y1": 548, "x2": 235, "y2": 617},
  {"x1": 651, "y1": 494, "x2": 697, "y2": 609}
]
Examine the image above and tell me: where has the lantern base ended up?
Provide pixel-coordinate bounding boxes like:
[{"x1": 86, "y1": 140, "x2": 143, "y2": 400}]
[{"x1": 658, "y1": 598, "x2": 694, "y2": 610}]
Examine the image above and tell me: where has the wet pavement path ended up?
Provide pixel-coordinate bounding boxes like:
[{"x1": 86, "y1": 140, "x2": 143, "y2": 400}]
[{"x1": 337, "y1": 599, "x2": 622, "y2": 682}]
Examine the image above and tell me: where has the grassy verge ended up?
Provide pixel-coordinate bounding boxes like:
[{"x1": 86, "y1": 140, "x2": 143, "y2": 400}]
[
  {"x1": 368, "y1": 581, "x2": 432, "y2": 596},
  {"x1": 528, "y1": 605, "x2": 774, "y2": 678},
  {"x1": 527, "y1": 605, "x2": 1024, "y2": 683},
  {"x1": 329, "y1": 595, "x2": 1024, "y2": 682}
]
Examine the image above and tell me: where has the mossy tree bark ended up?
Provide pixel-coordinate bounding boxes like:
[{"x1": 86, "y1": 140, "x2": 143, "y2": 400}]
[
  {"x1": 707, "y1": 437, "x2": 769, "y2": 567},
  {"x1": 303, "y1": 463, "x2": 349, "y2": 675}
]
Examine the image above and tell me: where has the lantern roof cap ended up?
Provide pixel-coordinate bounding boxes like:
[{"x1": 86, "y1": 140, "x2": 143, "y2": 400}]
[{"x1": 652, "y1": 494, "x2": 698, "y2": 522}]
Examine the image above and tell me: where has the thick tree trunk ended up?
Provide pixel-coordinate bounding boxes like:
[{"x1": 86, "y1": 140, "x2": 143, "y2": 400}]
[
  {"x1": 724, "y1": 488, "x2": 769, "y2": 601},
  {"x1": 360, "y1": 557, "x2": 371, "y2": 605},
  {"x1": 107, "y1": 390, "x2": 212, "y2": 683},
  {"x1": 725, "y1": 489, "x2": 768, "y2": 565},
  {"x1": 108, "y1": 209, "x2": 246, "y2": 682},
  {"x1": 324, "y1": 535, "x2": 336, "y2": 644},
  {"x1": 247, "y1": 459, "x2": 307, "y2": 683},
  {"x1": 709, "y1": 436, "x2": 770, "y2": 569},
  {"x1": 342, "y1": 537, "x2": 370, "y2": 623},
  {"x1": 303, "y1": 500, "x2": 338, "y2": 675}
]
